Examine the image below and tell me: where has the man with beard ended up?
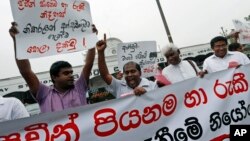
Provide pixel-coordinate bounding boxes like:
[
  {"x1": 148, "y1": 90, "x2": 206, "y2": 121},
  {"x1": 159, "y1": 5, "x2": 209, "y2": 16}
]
[
  {"x1": 200, "y1": 36, "x2": 250, "y2": 75},
  {"x1": 9, "y1": 22, "x2": 97, "y2": 113},
  {"x1": 96, "y1": 34, "x2": 157, "y2": 98}
]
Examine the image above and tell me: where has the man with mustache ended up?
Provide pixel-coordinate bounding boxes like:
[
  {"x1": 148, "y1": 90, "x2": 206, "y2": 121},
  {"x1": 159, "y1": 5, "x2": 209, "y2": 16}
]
[{"x1": 96, "y1": 34, "x2": 158, "y2": 98}]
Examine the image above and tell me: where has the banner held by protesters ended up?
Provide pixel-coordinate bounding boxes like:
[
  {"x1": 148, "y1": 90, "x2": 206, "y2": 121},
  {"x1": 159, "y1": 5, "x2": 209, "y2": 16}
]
[{"x1": 0, "y1": 64, "x2": 250, "y2": 140}]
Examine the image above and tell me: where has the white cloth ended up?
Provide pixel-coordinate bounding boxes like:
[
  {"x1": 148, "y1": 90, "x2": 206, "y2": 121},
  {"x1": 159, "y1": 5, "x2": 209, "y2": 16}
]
[
  {"x1": 0, "y1": 96, "x2": 29, "y2": 122},
  {"x1": 203, "y1": 51, "x2": 250, "y2": 73},
  {"x1": 162, "y1": 60, "x2": 200, "y2": 83},
  {"x1": 109, "y1": 76, "x2": 158, "y2": 98}
]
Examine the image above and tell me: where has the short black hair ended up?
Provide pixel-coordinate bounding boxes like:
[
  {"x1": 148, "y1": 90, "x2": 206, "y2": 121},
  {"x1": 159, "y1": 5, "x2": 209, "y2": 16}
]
[
  {"x1": 50, "y1": 61, "x2": 72, "y2": 83},
  {"x1": 123, "y1": 61, "x2": 141, "y2": 73},
  {"x1": 210, "y1": 36, "x2": 228, "y2": 48},
  {"x1": 228, "y1": 42, "x2": 241, "y2": 51}
]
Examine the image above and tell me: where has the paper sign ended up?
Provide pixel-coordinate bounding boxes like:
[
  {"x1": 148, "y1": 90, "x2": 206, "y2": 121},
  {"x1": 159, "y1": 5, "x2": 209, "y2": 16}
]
[
  {"x1": 117, "y1": 41, "x2": 157, "y2": 77},
  {"x1": 10, "y1": 0, "x2": 98, "y2": 59},
  {"x1": 233, "y1": 19, "x2": 250, "y2": 44}
]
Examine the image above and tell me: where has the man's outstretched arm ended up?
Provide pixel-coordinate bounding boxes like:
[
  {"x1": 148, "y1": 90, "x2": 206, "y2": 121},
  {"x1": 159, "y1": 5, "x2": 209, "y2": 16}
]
[
  {"x1": 82, "y1": 24, "x2": 98, "y2": 84},
  {"x1": 82, "y1": 48, "x2": 95, "y2": 84},
  {"x1": 9, "y1": 22, "x2": 39, "y2": 96},
  {"x1": 96, "y1": 34, "x2": 113, "y2": 85}
]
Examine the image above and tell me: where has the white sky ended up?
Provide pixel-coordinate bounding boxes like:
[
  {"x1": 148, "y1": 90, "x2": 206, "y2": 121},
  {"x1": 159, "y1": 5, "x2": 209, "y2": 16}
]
[{"x1": 0, "y1": 0, "x2": 249, "y2": 79}]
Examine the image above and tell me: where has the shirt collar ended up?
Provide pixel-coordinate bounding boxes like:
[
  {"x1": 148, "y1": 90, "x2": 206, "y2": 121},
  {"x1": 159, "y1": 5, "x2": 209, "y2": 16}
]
[
  {"x1": 139, "y1": 78, "x2": 150, "y2": 87},
  {"x1": 170, "y1": 60, "x2": 183, "y2": 67},
  {"x1": 52, "y1": 85, "x2": 71, "y2": 94},
  {"x1": 212, "y1": 51, "x2": 234, "y2": 59},
  {"x1": 52, "y1": 85, "x2": 60, "y2": 93}
]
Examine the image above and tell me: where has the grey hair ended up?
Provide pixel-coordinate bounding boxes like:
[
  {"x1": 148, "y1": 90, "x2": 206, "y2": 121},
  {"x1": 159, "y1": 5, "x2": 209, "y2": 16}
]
[{"x1": 161, "y1": 43, "x2": 179, "y2": 55}]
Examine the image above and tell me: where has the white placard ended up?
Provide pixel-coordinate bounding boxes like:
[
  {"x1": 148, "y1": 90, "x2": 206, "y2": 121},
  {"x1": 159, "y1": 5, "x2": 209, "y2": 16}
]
[
  {"x1": 10, "y1": 0, "x2": 98, "y2": 59},
  {"x1": 117, "y1": 41, "x2": 157, "y2": 77},
  {"x1": 233, "y1": 19, "x2": 250, "y2": 44}
]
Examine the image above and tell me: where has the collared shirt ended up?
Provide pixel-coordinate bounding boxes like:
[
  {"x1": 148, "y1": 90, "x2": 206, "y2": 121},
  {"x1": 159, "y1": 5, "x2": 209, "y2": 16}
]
[
  {"x1": 109, "y1": 76, "x2": 158, "y2": 98},
  {"x1": 36, "y1": 74, "x2": 88, "y2": 113},
  {"x1": 203, "y1": 51, "x2": 250, "y2": 73},
  {"x1": 162, "y1": 60, "x2": 200, "y2": 83},
  {"x1": 0, "y1": 96, "x2": 29, "y2": 122}
]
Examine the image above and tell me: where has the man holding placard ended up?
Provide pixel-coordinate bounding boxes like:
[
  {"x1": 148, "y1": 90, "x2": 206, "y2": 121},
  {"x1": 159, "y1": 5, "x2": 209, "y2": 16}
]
[
  {"x1": 9, "y1": 22, "x2": 97, "y2": 113},
  {"x1": 96, "y1": 34, "x2": 158, "y2": 98}
]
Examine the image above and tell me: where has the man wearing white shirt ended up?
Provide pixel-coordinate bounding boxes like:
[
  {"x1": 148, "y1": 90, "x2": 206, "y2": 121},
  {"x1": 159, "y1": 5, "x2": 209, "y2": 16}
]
[
  {"x1": 0, "y1": 95, "x2": 29, "y2": 122},
  {"x1": 96, "y1": 34, "x2": 158, "y2": 98},
  {"x1": 162, "y1": 44, "x2": 201, "y2": 83},
  {"x1": 202, "y1": 36, "x2": 250, "y2": 74},
  {"x1": 108, "y1": 73, "x2": 157, "y2": 98}
]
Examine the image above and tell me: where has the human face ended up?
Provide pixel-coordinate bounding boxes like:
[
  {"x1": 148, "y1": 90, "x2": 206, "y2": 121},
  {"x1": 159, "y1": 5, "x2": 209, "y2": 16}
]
[
  {"x1": 53, "y1": 67, "x2": 74, "y2": 89},
  {"x1": 213, "y1": 41, "x2": 227, "y2": 58},
  {"x1": 164, "y1": 49, "x2": 181, "y2": 65},
  {"x1": 124, "y1": 63, "x2": 141, "y2": 89}
]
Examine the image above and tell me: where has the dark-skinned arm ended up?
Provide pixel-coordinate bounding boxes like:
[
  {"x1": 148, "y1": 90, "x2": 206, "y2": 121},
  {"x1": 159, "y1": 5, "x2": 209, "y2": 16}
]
[
  {"x1": 96, "y1": 34, "x2": 113, "y2": 85},
  {"x1": 9, "y1": 22, "x2": 39, "y2": 96},
  {"x1": 81, "y1": 24, "x2": 98, "y2": 84},
  {"x1": 82, "y1": 48, "x2": 95, "y2": 84}
]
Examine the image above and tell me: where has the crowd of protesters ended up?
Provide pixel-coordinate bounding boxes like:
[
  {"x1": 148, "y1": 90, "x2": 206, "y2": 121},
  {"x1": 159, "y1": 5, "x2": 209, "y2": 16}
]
[{"x1": 1, "y1": 22, "x2": 249, "y2": 123}]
